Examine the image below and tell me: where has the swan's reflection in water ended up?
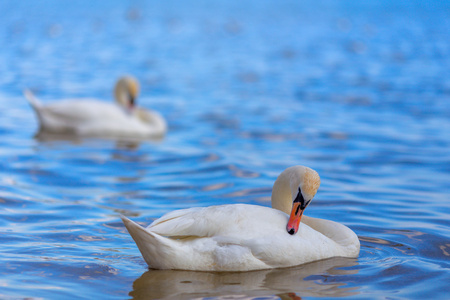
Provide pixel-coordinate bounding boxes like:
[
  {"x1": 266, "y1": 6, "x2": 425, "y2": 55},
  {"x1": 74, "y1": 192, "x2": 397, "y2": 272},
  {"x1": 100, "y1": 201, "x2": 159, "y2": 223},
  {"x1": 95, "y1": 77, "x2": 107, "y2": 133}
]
[
  {"x1": 130, "y1": 257, "x2": 359, "y2": 299},
  {"x1": 34, "y1": 131, "x2": 86, "y2": 144}
]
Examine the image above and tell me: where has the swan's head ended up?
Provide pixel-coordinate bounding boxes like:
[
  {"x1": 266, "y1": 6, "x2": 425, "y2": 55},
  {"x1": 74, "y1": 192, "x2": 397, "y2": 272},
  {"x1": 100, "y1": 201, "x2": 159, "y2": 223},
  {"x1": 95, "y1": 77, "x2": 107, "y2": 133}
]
[
  {"x1": 286, "y1": 166, "x2": 320, "y2": 235},
  {"x1": 272, "y1": 166, "x2": 321, "y2": 235},
  {"x1": 114, "y1": 76, "x2": 140, "y2": 110}
]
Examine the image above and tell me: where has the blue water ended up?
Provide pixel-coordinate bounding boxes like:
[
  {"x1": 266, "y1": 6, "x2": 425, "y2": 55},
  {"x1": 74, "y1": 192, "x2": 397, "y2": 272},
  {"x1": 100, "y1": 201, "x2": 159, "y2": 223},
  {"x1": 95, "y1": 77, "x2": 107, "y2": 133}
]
[{"x1": 1, "y1": 0, "x2": 450, "y2": 299}]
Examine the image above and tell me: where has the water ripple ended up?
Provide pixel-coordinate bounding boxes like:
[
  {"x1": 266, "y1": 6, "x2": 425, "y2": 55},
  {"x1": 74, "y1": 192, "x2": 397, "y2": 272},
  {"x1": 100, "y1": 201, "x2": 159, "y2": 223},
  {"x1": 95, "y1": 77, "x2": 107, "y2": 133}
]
[{"x1": 1, "y1": 0, "x2": 449, "y2": 299}]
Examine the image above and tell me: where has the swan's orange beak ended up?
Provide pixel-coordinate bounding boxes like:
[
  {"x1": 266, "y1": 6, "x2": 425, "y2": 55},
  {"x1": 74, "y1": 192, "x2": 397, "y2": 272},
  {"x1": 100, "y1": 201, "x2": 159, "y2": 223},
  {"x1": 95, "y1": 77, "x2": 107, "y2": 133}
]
[{"x1": 286, "y1": 202, "x2": 304, "y2": 235}]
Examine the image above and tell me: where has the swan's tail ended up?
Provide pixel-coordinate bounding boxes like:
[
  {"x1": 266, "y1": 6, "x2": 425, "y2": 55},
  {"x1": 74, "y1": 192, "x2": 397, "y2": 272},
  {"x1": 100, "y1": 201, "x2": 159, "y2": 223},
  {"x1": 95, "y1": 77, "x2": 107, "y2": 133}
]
[
  {"x1": 24, "y1": 89, "x2": 46, "y2": 131},
  {"x1": 24, "y1": 89, "x2": 42, "y2": 110},
  {"x1": 120, "y1": 215, "x2": 177, "y2": 269}
]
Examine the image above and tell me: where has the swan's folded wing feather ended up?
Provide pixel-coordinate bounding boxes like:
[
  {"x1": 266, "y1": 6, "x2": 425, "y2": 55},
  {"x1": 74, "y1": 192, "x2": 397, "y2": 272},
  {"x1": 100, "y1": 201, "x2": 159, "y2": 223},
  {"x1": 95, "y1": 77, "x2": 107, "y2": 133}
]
[
  {"x1": 44, "y1": 100, "x2": 109, "y2": 122},
  {"x1": 147, "y1": 207, "x2": 212, "y2": 238}
]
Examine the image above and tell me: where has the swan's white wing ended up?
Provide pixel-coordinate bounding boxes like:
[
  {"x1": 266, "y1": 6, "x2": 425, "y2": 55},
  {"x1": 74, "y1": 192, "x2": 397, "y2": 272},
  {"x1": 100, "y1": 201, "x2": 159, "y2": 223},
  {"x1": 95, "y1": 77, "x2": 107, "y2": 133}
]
[
  {"x1": 147, "y1": 207, "x2": 205, "y2": 237},
  {"x1": 25, "y1": 89, "x2": 166, "y2": 138},
  {"x1": 147, "y1": 204, "x2": 287, "y2": 239},
  {"x1": 31, "y1": 99, "x2": 158, "y2": 137},
  {"x1": 24, "y1": 93, "x2": 106, "y2": 131},
  {"x1": 29, "y1": 99, "x2": 129, "y2": 134},
  {"x1": 44, "y1": 99, "x2": 125, "y2": 121},
  {"x1": 145, "y1": 204, "x2": 296, "y2": 269}
]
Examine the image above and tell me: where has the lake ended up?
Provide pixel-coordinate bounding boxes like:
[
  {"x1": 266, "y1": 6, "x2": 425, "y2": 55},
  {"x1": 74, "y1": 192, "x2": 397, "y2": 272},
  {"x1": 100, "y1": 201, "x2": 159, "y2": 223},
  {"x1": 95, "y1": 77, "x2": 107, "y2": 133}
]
[{"x1": 1, "y1": 0, "x2": 449, "y2": 299}]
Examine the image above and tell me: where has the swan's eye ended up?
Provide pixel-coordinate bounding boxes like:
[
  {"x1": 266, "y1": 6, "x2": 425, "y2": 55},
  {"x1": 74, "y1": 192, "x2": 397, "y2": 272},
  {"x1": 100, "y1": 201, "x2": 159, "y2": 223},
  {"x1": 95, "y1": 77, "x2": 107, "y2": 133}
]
[
  {"x1": 129, "y1": 94, "x2": 135, "y2": 107},
  {"x1": 293, "y1": 187, "x2": 312, "y2": 211},
  {"x1": 293, "y1": 187, "x2": 307, "y2": 209}
]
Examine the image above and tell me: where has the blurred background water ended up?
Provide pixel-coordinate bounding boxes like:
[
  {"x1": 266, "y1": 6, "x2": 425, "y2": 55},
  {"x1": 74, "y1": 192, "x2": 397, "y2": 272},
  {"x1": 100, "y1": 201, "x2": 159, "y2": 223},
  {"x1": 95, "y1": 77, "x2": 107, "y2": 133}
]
[{"x1": 1, "y1": 0, "x2": 449, "y2": 299}]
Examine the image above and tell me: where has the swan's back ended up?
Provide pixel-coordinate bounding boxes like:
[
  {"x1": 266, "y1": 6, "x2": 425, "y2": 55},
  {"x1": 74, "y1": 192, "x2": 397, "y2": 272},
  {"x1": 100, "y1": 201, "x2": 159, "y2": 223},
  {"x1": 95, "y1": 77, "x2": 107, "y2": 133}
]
[
  {"x1": 43, "y1": 100, "x2": 125, "y2": 120},
  {"x1": 148, "y1": 204, "x2": 287, "y2": 239}
]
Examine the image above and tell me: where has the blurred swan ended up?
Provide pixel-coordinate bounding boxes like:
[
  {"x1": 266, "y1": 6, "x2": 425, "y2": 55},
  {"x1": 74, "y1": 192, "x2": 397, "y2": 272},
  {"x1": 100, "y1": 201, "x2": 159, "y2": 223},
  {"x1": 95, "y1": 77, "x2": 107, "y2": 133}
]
[
  {"x1": 25, "y1": 76, "x2": 167, "y2": 139},
  {"x1": 121, "y1": 166, "x2": 360, "y2": 271}
]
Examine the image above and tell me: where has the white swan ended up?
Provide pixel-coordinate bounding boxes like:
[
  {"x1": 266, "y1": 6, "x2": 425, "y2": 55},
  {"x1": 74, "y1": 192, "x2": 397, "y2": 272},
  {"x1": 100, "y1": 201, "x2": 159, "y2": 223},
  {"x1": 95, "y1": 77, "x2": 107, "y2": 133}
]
[
  {"x1": 25, "y1": 76, "x2": 167, "y2": 139},
  {"x1": 121, "y1": 166, "x2": 360, "y2": 271}
]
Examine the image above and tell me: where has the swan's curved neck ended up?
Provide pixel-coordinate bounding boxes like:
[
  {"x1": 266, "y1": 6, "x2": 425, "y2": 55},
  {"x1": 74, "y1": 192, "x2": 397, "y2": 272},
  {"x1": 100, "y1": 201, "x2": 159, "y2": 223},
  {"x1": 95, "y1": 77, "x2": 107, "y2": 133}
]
[
  {"x1": 115, "y1": 89, "x2": 128, "y2": 108},
  {"x1": 271, "y1": 169, "x2": 294, "y2": 215}
]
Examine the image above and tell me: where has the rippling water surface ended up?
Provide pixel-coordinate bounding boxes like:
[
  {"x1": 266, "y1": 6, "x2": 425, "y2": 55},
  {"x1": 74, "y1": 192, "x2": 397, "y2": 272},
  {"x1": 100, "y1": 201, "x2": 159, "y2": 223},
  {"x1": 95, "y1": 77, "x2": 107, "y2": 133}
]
[{"x1": 1, "y1": 0, "x2": 449, "y2": 299}]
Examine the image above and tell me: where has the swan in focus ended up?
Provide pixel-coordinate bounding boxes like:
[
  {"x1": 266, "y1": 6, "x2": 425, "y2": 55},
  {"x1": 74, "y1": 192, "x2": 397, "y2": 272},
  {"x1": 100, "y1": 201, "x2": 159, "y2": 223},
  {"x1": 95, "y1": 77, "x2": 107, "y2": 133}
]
[
  {"x1": 25, "y1": 76, "x2": 167, "y2": 139},
  {"x1": 121, "y1": 166, "x2": 360, "y2": 271}
]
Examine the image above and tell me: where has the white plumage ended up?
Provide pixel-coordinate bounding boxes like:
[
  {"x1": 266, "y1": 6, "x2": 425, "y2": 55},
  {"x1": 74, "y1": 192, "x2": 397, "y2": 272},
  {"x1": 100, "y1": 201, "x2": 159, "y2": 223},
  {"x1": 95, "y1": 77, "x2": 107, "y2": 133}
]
[
  {"x1": 121, "y1": 166, "x2": 360, "y2": 271},
  {"x1": 25, "y1": 76, "x2": 167, "y2": 139}
]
